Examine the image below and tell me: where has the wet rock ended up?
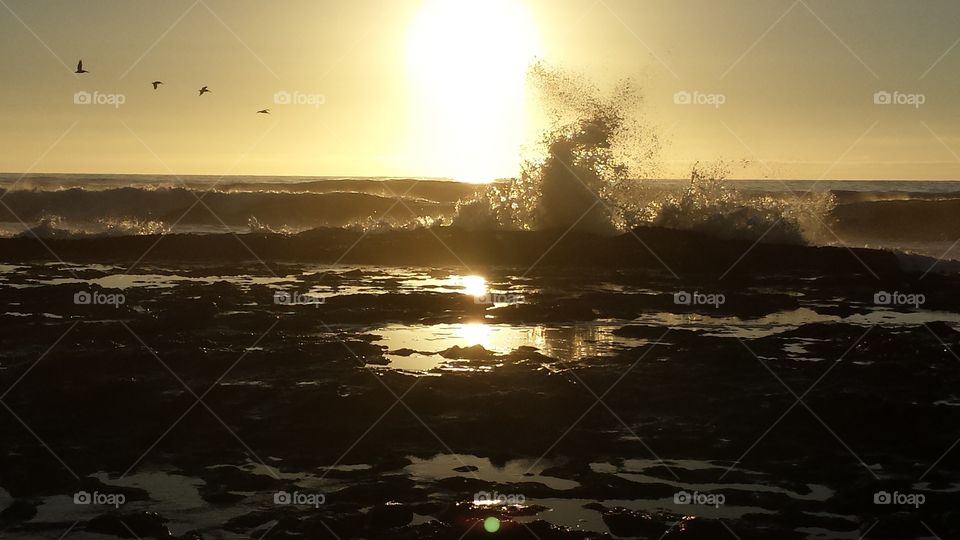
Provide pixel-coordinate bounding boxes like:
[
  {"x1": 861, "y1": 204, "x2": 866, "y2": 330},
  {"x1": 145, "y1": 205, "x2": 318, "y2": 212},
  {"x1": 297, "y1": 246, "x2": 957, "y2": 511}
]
[
  {"x1": 439, "y1": 345, "x2": 496, "y2": 360},
  {"x1": 0, "y1": 499, "x2": 37, "y2": 524},
  {"x1": 85, "y1": 511, "x2": 170, "y2": 538},
  {"x1": 368, "y1": 502, "x2": 413, "y2": 529},
  {"x1": 595, "y1": 506, "x2": 670, "y2": 538}
]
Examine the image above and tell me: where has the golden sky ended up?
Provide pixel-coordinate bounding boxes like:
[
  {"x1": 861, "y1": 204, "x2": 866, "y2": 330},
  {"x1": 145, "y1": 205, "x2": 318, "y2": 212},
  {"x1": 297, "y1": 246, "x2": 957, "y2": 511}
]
[{"x1": 3, "y1": 0, "x2": 960, "y2": 181}]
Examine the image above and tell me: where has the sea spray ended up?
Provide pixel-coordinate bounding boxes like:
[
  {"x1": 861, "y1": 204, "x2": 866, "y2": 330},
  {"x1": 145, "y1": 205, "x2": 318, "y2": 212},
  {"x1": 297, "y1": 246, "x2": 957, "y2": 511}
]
[
  {"x1": 454, "y1": 64, "x2": 835, "y2": 245},
  {"x1": 643, "y1": 162, "x2": 836, "y2": 244},
  {"x1": 454, "y1": 63, "x2": 660, "y2": 233}
]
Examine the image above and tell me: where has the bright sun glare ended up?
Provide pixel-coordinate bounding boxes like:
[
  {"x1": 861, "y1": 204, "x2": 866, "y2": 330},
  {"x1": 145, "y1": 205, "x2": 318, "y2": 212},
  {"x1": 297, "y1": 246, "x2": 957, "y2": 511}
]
[{"x1": 407, "y1": 0, "x2": 541, "y2": 183}]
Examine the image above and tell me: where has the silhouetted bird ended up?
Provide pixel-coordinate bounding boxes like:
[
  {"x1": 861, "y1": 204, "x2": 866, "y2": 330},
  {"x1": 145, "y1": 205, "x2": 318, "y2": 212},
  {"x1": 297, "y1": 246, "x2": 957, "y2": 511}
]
[
  {"x1": 151, "y1": 81, "x2": 163, "y2": 90},
  {"x1": 75, "y1": 60, "x2": 88, "y2": 74},
  {"x1": 198, "y1": 86, "x2": 211, "y2": 96},
  {"x1": 256, "y1": 109, "x2": 270, "y2": 114}
]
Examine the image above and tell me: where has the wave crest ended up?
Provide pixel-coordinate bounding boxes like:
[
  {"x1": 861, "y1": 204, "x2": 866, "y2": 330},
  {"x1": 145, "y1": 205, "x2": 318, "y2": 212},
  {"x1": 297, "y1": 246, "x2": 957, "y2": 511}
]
[{"x1": 454, "y1": 64, "x2": 833, "y2": 244}]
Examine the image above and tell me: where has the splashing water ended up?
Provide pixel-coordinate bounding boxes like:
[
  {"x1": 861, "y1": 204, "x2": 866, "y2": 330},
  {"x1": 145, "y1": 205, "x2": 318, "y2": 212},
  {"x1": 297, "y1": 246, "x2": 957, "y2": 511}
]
[
  {"x1": 640, "y1": 162, "x2": 836, "y2": 244},
  {"x1": 454, "y1": 64, "x2": 834, "y2": 245},
  {"x1": 455, "y1": 63, "x2": 658, "y2": 233}
]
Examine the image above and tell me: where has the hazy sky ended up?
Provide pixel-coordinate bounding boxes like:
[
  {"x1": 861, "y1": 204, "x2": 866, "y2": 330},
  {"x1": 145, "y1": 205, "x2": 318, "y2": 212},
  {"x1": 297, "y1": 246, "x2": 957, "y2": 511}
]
[{"x1": 3, "y1": 0, "x2": 960, "y2": 181}]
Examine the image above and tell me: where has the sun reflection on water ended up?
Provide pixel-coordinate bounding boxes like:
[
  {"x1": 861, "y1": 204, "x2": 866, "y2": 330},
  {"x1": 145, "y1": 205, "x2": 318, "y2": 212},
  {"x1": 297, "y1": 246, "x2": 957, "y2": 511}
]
[
  {"x1": 455, "y1": 322, "x2": 493, "y2": 348},
  {"x1": 453, "y1": 274, "x2": 488, "y2": 297}
]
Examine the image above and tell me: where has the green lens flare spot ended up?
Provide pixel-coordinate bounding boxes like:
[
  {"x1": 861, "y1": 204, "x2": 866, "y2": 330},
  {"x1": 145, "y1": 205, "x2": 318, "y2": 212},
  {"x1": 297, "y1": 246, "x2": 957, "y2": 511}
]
[{"x1": 483, "y1": 516, "x2": 501, "y2": 533}]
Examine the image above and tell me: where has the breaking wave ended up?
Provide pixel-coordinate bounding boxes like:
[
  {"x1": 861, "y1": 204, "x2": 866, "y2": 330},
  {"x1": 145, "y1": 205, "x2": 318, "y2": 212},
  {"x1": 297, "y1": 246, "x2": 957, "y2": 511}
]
[{"x1": 453, "y1": 64, "x2": 834, "y2": 244}]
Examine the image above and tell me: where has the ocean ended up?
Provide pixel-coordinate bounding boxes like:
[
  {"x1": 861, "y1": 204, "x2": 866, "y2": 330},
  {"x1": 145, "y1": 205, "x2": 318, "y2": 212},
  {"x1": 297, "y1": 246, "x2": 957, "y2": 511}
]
[
  {"x1": 1, "y1": 170, "x2": 959, "y2": 538},
  {"x1": 2, "y1": 174, "x2": 958, "y2": 260}
]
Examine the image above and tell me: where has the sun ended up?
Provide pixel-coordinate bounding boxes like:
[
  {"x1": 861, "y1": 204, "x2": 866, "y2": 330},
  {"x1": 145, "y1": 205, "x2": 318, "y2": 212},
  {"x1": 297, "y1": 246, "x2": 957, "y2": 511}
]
[{"x1": 407, "y1": 0, "x2": 541, "y2": 183}]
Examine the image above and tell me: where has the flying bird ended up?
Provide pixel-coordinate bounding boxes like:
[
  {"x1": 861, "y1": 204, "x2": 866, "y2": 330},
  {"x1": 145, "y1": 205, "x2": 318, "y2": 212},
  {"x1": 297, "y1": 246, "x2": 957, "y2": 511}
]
[
  {"x1": 151, "y1": 81, "x2": 163, "y2": 90},
  {"x1": 256, "y1": 109, "x2": 270, "y2": 114},
  {"x1": 75, "y1": 60, "x2": 88, "y2": 74},
  {"x1": 198, "y1": 86, "x2": 211, "y2": 96}
]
